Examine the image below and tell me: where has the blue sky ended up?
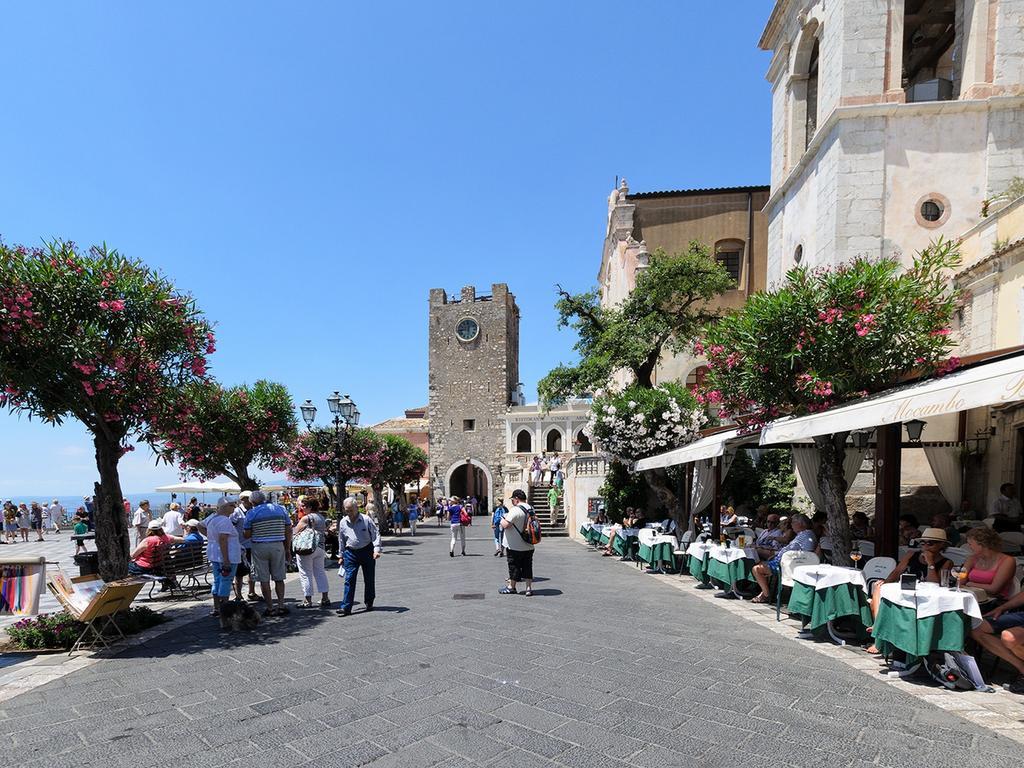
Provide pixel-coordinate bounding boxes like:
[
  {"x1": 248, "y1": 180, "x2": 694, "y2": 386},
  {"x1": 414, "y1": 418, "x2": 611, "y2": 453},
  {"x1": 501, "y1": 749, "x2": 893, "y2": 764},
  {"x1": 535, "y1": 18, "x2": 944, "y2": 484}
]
[{"x1": 0, "y1": 2, "x2": 772, "y2": 494}]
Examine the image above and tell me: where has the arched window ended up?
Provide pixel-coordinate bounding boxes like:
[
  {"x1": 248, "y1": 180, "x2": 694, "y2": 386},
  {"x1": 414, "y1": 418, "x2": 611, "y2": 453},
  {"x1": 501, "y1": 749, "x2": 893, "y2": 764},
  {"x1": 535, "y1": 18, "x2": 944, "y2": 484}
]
[
  {"x1": 805, "y1": 38, "x2": 819, "y2": 149},
  {"x1": 575, "y1": 431, "x2": 593, "y2": 452},
  {"x1": 685, "y1": 365, "x2": 710, "y2": 392},
  {"x1": 515, "y1": 429, "x2": 532, "y2": 453},
  {"x1": 545, "y1": 429, "x2": 563, "y2": 453},
  {"x1": 714, "y1": 239, "x2": 744, "y2": 285}
]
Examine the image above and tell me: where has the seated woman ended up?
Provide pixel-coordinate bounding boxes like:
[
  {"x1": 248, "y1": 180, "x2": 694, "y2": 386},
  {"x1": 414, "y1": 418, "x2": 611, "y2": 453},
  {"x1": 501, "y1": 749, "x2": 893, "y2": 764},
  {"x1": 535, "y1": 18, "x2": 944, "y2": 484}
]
[
  {"x1": 866, "y1": 527, "x2": 952, "y2": 653},
  {"x1": 972, "y1": 588, "x2": 1024, "y2": 695},
  {"x1": 849, "y1": 511, "x2": 874, "y2": 541},
  {"x1": 750, "y1": 513, "x2": 816, "y2": 603},
  {"x1": 128, "y1": 519, "x2": 184, "y2": 576},
  {"x1": 719, "y1": 505, "x2": 738, "y2": 528},
  {"x1": 962, "y1": 526, "x2": 1017, "y2": 604}
]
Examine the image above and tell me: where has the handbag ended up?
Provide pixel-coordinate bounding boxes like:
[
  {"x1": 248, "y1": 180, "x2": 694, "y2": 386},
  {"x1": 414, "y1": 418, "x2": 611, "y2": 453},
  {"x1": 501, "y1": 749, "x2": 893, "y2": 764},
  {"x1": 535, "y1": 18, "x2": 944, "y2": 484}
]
[{"x1": 459, "y1": 509, "x2": 472, "y2": 526}]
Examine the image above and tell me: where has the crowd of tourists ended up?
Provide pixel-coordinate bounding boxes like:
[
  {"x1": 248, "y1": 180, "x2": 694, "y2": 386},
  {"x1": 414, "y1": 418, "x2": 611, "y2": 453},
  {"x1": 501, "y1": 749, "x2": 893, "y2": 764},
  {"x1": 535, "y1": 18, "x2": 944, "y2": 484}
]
[{"x1": 1, "y1": 499, "x2": 67, "y2": 542}]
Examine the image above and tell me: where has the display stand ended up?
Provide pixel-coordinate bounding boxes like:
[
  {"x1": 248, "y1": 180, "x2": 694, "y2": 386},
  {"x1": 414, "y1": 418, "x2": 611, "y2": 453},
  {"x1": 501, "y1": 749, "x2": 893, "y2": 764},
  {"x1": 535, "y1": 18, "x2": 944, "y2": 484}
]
[
  {"x1": 46, "y1": 575, "x2": 143, "y2": 655},
  {"x1": 0, "y1": 556, "x2": 47, "y2": 616}
]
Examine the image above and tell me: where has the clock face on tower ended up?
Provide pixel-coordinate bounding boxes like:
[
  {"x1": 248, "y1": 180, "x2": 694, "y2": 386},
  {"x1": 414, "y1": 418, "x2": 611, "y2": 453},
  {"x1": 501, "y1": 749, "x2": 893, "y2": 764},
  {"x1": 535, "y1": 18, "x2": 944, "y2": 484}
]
[{"x1": 456, "y1": 317, "x2": 480, "y2": 342}]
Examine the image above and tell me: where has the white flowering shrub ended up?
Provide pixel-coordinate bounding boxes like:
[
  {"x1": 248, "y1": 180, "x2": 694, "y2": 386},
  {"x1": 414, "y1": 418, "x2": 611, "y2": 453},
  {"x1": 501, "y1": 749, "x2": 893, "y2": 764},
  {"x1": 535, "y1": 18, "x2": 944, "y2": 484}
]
[{"x1": 584, "y1": 382, "x2": 706, "y2": 462}]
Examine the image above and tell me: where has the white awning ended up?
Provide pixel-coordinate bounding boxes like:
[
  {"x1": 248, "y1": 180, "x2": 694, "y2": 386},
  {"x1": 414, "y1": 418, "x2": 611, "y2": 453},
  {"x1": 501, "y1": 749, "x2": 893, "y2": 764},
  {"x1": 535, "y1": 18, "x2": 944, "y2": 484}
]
[
  {"x1": 634, "y1": 428, "x2": 743, "y2": 471},
  {"x1": 759, "y1": 353, "x2": 1024, "y2": 444}
]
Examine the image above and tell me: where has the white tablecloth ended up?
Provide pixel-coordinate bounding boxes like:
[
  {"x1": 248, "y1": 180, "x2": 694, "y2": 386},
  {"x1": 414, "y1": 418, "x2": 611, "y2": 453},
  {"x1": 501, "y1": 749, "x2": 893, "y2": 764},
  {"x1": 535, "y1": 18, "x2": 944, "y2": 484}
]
[
  {"x1": 793, "y1": 564, "x2": 866, "y2": 591},
  {"x1": 708, "y1": 544, "x2": 757, "y2": 564},
  {"x1": 879, "y1": 581, "x2": 983, "y2": 624},
  {"x1": 618, "y1": 528, "x2": 640, "y2": 540},
  {"x1": 638, "y1": 529, "x2": 675, "y2": 548},
  {"x1": 686, "y1": 541, "x2": 715, "y2": 559}
]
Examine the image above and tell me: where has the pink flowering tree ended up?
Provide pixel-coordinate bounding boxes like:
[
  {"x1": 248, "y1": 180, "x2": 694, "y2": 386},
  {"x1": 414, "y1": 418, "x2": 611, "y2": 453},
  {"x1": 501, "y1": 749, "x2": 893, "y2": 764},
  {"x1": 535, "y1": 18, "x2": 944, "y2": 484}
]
[
  {"x1": 368, "y1": 434, "x2": 428, "y2": 531},
  {"x1": 150, "y1": 380, "x2": 297, "y2": 491},
  {"x1": 0, "y1": 240, "x2": 214, "y2": 579},
  {"x1": 699, "y1": 240, "x2": 961, "y2": 564},
  {"x1": 277, "y1": 427, "x2": 385, "y2": 511}
]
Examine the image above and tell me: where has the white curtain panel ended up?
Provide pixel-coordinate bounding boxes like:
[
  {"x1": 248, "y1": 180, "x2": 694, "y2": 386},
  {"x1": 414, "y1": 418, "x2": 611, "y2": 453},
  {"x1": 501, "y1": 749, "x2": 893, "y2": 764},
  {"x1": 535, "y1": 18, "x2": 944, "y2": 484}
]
[
  {"x1": 792, "y1": 445, "x2": 866, "y2": 512},
  {"x1": 923, "y1": 444, "x2": 963, "y2": 511},
  {"x1": 691, "y1": 459, "x2": 715, "y2": 514}
]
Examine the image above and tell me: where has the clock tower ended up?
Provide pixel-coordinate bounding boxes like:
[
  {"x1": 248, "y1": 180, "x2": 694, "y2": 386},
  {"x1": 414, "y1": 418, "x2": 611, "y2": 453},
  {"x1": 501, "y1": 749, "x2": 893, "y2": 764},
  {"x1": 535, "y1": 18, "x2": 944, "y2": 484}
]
[{"x1": 428, "y1": 284, "x2": 520, "y2": 512}]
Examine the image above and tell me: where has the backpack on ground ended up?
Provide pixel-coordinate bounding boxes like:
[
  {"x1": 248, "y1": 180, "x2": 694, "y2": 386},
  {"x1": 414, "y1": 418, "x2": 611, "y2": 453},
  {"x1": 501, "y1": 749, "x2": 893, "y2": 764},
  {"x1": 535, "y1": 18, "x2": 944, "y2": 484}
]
[
  {"x1": 923, "y1": 651, "x2": 990, "y2": 691},
  {"x1": 514, "y1": 503, "x2": 542, "y2": 545}
]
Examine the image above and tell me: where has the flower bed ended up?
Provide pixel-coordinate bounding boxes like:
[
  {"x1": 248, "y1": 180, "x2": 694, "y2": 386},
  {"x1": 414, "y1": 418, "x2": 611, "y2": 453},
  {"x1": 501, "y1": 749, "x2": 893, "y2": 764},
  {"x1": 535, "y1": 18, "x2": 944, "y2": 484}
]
[{"x1": 4, "y1": 606, "x2": 166, "y2": 650}]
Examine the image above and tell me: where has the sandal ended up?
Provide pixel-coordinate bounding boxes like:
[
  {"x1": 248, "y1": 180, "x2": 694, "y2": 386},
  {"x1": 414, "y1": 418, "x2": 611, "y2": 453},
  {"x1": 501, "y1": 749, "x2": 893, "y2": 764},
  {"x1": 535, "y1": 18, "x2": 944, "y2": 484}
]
[
  {"x1": 750, "y1": 595, "x2": 771, "y2": 604},
  {"x1": 524, "y1": 590, "x2": 533, "y2": 597},
  {"x1": 498, "y1": 587, "x2": 519, "y2": 595}
]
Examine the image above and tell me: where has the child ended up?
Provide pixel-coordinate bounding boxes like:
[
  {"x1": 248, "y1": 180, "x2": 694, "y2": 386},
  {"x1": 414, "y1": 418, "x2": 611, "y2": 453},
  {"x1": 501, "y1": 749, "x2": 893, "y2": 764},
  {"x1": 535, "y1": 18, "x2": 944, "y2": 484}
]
[{"x1": 73, "y1": 515, "x2": 89, "y2": 555}]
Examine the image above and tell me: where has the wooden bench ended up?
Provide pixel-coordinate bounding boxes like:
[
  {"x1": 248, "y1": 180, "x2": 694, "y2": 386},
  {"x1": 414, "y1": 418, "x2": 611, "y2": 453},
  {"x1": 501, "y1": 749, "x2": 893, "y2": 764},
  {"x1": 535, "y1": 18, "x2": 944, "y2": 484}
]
[{"x1": 139, "y1": 544, "x2": 210, "y2": 600}]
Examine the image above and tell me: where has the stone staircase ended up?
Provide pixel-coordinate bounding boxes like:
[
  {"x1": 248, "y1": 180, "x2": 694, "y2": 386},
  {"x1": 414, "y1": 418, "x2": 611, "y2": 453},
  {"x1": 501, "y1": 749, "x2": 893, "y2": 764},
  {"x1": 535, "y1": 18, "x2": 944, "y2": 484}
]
[{"x1": 529, "y1": 483, "x2": 568, "y2": 536}]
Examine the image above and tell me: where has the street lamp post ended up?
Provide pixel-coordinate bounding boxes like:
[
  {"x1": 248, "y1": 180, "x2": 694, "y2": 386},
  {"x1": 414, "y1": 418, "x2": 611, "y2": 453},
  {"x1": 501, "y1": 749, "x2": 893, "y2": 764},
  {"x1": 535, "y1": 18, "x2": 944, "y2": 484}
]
[{"x1": 300, "y1": 391, "x2": 360, "y2": 510}]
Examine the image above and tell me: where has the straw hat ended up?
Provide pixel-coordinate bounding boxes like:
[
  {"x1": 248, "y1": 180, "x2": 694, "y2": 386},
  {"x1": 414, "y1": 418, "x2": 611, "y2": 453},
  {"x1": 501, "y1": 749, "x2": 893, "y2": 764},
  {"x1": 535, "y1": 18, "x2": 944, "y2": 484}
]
[{"x1": 918, "y1": 527, "x2": 949, "y2": 543}]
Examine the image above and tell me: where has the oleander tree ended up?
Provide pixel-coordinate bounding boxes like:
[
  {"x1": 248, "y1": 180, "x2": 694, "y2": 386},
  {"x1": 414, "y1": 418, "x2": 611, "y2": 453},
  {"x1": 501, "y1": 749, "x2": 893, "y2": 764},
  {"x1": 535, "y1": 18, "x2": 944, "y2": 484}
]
[
  {"x1": 699, "y1": 239, "x2": 961, "y2": 565},
  {"x1": 583, "y1": 382, "x2": 707, "y2": 513},
  {"x1": 0, "y1": 240, "x2": 213, "y2": 579},
  {"x1": 368, "y1": 434, "x2": 428, "y2": 532},
  {"x1": 277, "y1": 427, "x2": 384, "y2": 509},
  {"x1": 149, "y1": 379, "x2": 298, "y2": 490}
]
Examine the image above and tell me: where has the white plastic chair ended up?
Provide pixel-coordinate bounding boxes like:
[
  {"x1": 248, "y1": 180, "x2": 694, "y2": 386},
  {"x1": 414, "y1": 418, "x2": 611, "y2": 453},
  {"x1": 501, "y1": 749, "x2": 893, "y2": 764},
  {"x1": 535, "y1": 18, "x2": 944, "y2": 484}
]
[
  {"x1": 944, "y1": 546, "x2": 970, "y2": 567},
  {"x1": 678, "y1": 530, "x2": 694, "y2": 546},
  {"x1": 960, "y1": 520, "x2": 985, "y2": 529},
  {"x1": 776, "y1": 550, "x2": 820, "y2": 621},
  {"x1": 983, "y1": 517, "x2": 997, "y2": 528},
  {"x1": 819, "y1": 536, "x2": 833, "y2": 551},
  {"x1": 1000, "y1": 531, "x2": 1024, "y2": 554},
  {"x1": 861, "y1": 556, "x2": 896, "y2": 593}
]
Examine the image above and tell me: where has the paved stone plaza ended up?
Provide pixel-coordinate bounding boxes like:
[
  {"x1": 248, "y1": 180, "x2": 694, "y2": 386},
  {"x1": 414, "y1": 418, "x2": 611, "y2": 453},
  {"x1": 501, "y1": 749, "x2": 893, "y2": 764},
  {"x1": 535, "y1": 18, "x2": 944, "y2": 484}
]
[{"x1": 2, "y1": 526, "x2": 1023, "y2": 767}]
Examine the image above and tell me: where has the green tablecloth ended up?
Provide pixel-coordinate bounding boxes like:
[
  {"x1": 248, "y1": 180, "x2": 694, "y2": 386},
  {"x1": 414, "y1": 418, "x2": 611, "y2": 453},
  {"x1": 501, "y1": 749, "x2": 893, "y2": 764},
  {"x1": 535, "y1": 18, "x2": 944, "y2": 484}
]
[
  {"x1": 706, "y1": 556, "x2": 753, "y2": 589},
  {"x1": 585, "y1": 527, "x2": 601, "y2": 544},
  {"x1": 787, "y1": 581, "x2": 872, "y2": 634},
  {"x1": 612, "y1": 534, "x2": 638, "y2": 558},
  {"x1": 873, "y1": 599, "x2": 973, "y2": 656},
  {"x1": 598, "y1": 533, "x2": 610, "y2": 547},
  {"x1": 688, "y1": 553, "x2": 709, "y2": 581},
  {"x1": 637, "y1": 541, "x2": 674, "y2": 566}
]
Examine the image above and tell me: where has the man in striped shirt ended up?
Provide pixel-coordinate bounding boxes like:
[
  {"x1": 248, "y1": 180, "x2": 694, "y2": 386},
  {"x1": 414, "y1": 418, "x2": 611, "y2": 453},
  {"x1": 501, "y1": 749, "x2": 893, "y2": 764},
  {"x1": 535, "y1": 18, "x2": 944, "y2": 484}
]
[{"x1": 243, "y1": 490, "x2": 292, "y2": 616}]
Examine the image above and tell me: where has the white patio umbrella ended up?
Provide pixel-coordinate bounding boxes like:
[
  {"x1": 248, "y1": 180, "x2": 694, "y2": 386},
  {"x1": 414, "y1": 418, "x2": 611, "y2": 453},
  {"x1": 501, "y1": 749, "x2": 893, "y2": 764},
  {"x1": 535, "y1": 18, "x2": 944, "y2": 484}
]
[{"x1": 154, "y1": 480, "x2": 241, "y2": 495}]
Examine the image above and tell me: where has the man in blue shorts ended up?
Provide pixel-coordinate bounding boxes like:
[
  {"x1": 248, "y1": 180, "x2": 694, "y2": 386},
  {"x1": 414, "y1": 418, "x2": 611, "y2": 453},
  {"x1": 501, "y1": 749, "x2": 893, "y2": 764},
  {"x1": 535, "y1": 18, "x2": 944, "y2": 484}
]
[{"x1": 973, "y1": 588, "x2": 1024, "y2": 694}]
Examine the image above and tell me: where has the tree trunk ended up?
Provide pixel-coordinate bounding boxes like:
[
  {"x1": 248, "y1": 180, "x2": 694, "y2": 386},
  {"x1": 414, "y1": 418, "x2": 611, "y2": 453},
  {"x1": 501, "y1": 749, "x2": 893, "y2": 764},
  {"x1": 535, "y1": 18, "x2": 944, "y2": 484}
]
[
  {"x1": 643, "y1": 468, "x2": 678, "y2": 524},
  {"x1": 228, "y1": 463, "x2": 259, "y2": 491},
  {"x1": 814, "y1": 433, "x2": 853, "y2": 567},
  {"x1": 93, "y1": 435, "x2": 130, "y2": 581},
  {"x1": 321, "y1": 477, "x2": 336, "y2": 510}
]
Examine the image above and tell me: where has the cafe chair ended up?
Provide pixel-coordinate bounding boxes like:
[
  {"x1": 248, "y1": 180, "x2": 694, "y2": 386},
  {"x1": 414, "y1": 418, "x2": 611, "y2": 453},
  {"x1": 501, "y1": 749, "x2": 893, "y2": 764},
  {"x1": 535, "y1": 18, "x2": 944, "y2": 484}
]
[
  {"x1": 776, "y1": 550, "x2": 820, "y2": 622},
  {"x1": 856, "y1": 540, "x2": 875, "y2": 557},
  {"x1": 861, "y1": 557, "x2": 896, "y2": 593}
]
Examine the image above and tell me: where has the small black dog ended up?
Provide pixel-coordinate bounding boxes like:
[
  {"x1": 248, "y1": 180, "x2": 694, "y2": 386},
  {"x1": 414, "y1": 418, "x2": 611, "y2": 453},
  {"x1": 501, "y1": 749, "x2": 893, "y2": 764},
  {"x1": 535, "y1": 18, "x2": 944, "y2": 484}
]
[{"x1": 218, "y1": 600, "x2": 261, "y2": 631}]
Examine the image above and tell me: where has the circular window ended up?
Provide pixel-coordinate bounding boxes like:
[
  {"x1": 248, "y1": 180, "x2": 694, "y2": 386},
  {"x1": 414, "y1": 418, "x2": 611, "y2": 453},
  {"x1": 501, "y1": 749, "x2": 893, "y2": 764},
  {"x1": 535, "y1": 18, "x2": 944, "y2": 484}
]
[
  {"x1": 921, "y1": 200, "x2": 942, "y2": 222},
  {"x1": 915, "y1": 193, "x2": 951, "y2": 229},
  {"x1": 455, "y1": 317, "x2": 479, "y2": 342},
  {"x1": 794, "y1": 244, "x2": 803, "y2": 263}
]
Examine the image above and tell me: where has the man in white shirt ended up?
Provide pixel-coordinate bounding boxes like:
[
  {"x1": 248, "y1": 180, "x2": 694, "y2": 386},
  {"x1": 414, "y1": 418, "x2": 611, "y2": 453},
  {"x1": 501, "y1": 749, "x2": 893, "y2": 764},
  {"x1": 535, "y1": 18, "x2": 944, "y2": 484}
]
[
  {"x1": 132, "y1": 500, "x2": 152, "y2": 544},
  {"x1": 47, "y1": 500, "x2": 64, "y2": 533},
  {"x1": 161, "y1": 503, "x2": 185, "y2": 537},
  {"x1": 499, "y1": 489, "x2": 536, "y2": 596},
  {"x1": 992, "y1": 483, "x2": 1023, "y2": 522},
  {"x1": 336, "y1": 496, "x2": 381, "y2": 616}
]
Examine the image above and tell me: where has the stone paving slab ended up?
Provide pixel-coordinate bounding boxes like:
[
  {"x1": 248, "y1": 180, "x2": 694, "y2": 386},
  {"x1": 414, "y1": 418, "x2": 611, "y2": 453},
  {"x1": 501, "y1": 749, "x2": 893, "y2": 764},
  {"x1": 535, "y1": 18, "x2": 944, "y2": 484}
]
[{"x1": 1, "y1": 527, "x2": 1023, "y2": 766}]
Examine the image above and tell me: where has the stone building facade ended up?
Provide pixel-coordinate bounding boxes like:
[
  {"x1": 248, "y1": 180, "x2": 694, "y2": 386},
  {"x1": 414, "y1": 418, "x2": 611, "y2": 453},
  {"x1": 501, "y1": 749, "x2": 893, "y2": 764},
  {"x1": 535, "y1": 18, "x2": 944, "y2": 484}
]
[
  {"x1": 428, "y1": 284, "x2": 520, "y2": 512},
  {"x1": 760, "y1": 0, "x2": 1024, "y2": 283},
  {"x1": 598, "y1": 180, "x2": 770, "y2": 389}
]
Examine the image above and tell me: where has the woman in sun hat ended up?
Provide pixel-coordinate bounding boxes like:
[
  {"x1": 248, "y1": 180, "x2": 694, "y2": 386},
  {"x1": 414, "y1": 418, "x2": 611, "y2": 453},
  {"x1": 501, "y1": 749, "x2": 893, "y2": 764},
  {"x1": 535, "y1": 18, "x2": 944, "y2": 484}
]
[{"x1": 865, "y1": 526, "x2": 952, "y2": 652}]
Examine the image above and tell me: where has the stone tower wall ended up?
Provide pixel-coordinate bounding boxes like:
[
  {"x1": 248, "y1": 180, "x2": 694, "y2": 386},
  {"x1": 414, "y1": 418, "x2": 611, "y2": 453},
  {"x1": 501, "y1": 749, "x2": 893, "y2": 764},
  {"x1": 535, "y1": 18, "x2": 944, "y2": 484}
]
[{"x1": 428, "y1": 283, "x2": 519, "y2": 503}]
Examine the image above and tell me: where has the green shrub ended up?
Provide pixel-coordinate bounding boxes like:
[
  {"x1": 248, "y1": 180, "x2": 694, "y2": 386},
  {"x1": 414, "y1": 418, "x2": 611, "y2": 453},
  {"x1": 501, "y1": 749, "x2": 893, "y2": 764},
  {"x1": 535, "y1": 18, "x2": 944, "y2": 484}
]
[{"x1": 4, "y1": 606, "x2": 167, "y2": 650}]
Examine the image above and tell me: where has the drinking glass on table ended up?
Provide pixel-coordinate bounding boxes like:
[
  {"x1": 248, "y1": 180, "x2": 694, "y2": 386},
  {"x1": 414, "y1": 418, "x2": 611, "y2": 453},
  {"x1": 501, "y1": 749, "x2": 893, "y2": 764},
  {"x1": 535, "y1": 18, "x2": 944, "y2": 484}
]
[
  {"x1": 850, "y1": 547, "x2": 862, "y2": 568},
  {"x1": 737, "y1": 534, "x2": 746, "y2": 548},
  {"x1": 951, "y1": 566, "x2": 966, "y2": 591}
]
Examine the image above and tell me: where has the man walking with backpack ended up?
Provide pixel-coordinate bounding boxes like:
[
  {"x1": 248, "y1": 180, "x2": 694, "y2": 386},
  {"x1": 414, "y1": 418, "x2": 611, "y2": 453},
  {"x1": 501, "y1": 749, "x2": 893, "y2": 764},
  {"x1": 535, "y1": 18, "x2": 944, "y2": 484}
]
[{"x1": 499, "y1": 489, "x2": 537, "y2": 596}]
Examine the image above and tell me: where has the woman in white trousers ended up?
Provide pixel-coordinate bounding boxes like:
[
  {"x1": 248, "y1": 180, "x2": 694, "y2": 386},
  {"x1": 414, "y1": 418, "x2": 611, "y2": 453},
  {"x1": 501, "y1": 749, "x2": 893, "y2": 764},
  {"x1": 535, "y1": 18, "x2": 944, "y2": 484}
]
[{"x1": 293, "y1": 500, "x2": 330, "y2": 608}]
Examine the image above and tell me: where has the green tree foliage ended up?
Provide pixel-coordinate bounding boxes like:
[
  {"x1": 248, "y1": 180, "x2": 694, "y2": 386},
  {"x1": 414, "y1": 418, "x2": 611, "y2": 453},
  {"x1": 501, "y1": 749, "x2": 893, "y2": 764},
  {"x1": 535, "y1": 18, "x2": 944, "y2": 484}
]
[
  {"x1": 0, "y1": 240, "x2": 212, "y2": 579},
  {"x1": 700, "y1": 240, "x2": 960, "y2": 564},
  {"x1": 598, "y1": 460, "x2": 646, "y2": 524},
  {"x1": 721, "y1": 449, "x2": 796, "y2": 511},
  {"x1": 151, "y1": 380, "x2": 297, "y2": 490},
  {"x1": 370, "y1": 434, "x2": 428, "y2": 529},
  {"x1": 538, "y1": 243, "x2": 734, "y2": 405}
]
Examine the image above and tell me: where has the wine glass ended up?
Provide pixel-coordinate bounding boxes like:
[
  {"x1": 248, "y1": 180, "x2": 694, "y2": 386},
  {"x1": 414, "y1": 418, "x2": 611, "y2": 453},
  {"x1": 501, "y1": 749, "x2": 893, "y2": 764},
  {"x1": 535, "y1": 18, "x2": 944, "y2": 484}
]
[
  {"x1": 737, "y1": 534, "x2": 746, "y2": 549},
  {"x1": 957, "y1": 567, "x2": 969, "y2": 592},
  {"x1": 951, "y1": 566, "x2": 964, "y2": 591},
  {"x1": 850, "y1": 547, "x2": 862, "y2": 569}
]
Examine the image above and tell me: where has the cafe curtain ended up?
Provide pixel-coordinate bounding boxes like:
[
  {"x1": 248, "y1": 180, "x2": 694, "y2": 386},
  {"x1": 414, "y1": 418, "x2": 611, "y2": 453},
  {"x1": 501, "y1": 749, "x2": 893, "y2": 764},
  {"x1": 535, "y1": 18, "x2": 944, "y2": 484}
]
[
  {"x1": 791, "y1": 445, "x2": 867, "y2": 512},
  {"x1": 923, "y1": 443, "x2": 963, "y2": 512},
  {"x1": 690, "y1": 450, "x2": 738, "y2": 514}
]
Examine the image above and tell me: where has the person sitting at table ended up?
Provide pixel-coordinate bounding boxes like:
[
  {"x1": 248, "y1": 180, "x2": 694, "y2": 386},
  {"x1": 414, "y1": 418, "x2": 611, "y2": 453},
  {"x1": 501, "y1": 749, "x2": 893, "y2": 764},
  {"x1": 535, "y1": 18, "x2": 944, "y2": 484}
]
[
  {"x1": 930, "y1": 511, "x2": 960, "y2": 546},
  {"x1": 810, "y1": 510, "x2": 828, "y2": 541},
  {"x1": 720, "y1": 505, "x2": 738, "y2": 528},
  {"x1": 849, "y1": 511, "x2": 874, "y2": 541},
  {"x1": 128, "y1": 519, "x2": 184, "y2": 577},
  {"x1": 962, "y1": 526, "x2": 1017, "y2": 603},
  {"x1": 864, "y1": 527, "x2": 952, "y2": 653},
  {"x1": 750, "y1": 513, "x2": 816, "y2": 603},
  {"x1": 601, "y1": 508, "x2": 632, "y2": 556},
  {"x1": 626, "y1": 508, "x2": 647, "y2": 528},
  {"x1": 898, "y1": 514, "x2": 920, "y2": 547},
  {"x1": 754, "y1": 513, "x2": 786, "y2": 561},
  {"x1": 971, "y1": 588, "x2": 1024, "y2": 695}
]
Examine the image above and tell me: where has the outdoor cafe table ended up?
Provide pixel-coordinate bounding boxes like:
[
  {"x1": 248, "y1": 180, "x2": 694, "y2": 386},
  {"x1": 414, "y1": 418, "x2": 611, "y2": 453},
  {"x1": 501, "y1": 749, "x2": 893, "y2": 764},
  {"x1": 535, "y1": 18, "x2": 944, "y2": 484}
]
[
  {"x1": 873, "y1": 581, "x2": 983, "y2": 657},
  {"x1": 636, "y1": 529, "x2": 676, "y2": 570},
  {"x1": 685, "y1": 541, "x2": 715, "y2": 582},
  {"x1": 787, "y1": 564, "x2": 871, "y2": 639},
  {"x1": 705, "y1": 543, "x2": 757, "y2": 596},
  {"x1": 580, "y1": 522, "x2": 602, "y2": 545},
  {"x1": 611, "y1": 528, "x2": 640, "y2": 558}
]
